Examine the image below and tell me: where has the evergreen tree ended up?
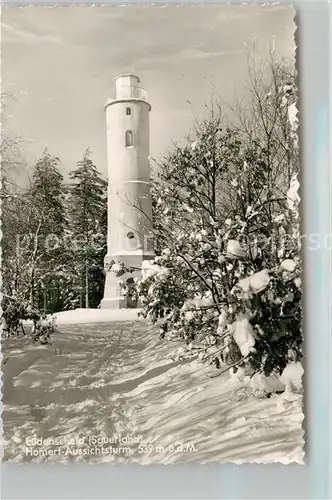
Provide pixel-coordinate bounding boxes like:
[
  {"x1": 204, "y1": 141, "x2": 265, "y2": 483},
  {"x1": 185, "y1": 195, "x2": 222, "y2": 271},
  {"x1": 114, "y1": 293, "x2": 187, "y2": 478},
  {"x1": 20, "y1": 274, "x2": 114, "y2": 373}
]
[{"x1": 68, "y1": 148, "x2": 107, "y2": 308}]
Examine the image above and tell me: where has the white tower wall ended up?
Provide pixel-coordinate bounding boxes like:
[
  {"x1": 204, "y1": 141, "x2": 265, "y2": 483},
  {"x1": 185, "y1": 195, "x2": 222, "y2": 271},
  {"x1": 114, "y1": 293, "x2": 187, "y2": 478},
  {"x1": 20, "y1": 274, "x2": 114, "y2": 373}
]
[{"x1": 101, "y1": 74, "x2": 154, "y2": 309}]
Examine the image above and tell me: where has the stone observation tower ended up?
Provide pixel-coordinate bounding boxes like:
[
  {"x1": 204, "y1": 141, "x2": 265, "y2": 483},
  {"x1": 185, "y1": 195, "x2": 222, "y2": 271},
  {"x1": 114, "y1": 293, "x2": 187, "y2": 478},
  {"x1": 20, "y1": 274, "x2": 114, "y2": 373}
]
[{"x1": 100, "y1": 74, "x2": 154, "y2": 309}]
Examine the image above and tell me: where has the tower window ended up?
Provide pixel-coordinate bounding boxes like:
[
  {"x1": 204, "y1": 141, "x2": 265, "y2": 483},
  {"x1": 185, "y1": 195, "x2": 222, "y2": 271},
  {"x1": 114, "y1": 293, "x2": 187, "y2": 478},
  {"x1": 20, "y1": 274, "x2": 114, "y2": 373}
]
[
  {"x1": 127, "y1": 231, "x2": 135, "y2": 240},
  {"x1": 125, "y1": 130, "x2": 134, "y2": 147},
  {"x1": 126, "y1": 107, "x2": 131, "y2": 116}
]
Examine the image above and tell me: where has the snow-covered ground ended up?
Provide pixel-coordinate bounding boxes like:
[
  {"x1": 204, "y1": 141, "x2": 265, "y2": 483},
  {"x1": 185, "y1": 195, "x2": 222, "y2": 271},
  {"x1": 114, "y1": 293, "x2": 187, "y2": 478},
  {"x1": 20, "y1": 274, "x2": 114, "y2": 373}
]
[
  {"x1": 2, "y1": 312, "x2": 304, "y2": 464},
  {"x1": 53, "y1": 308, "x2": 144, "y2": 324}
]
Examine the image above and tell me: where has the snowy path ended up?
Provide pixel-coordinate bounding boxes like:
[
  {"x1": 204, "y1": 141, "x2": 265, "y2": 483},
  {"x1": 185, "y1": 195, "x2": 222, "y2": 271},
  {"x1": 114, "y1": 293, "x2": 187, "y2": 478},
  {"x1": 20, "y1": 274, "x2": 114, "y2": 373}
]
[{"x1": 2, "y1": 319, "x2": 304, "y2": 464}]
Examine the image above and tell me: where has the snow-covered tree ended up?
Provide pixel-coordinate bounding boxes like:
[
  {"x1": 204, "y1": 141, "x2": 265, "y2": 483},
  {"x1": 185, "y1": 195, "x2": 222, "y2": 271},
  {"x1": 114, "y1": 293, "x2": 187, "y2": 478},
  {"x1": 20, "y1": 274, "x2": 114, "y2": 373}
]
[
  {"x1": 134, "y1": 54, "x2": 301, "y2": 377},
  {"x1": 27, "y1": 149, "x2": 68, "y2": 311},
  {"x1": 1, "y1": 147, "x2": 69, "y2": 312},
  {"x1": 0, "y1": 91, "x2": 25, "y2": 181},
  {"x1": 67, "y1": 148, "x2": 107, "y2": 308},
  {"x1": 1, "y1": 92, "x2": 30, "y2": 299},
  {"x1": 1, "y1": 179, "x2": 31, "y2": 298},
  {"x1": 233, "y1": 50, "x2": 298, "y2": 186}
]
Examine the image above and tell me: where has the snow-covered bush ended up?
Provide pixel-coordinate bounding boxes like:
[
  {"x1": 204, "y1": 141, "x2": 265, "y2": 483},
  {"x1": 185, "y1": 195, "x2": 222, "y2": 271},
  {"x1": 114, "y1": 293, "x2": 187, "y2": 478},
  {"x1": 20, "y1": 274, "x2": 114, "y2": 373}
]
[
  {"x1": 30, "y1": 315, "x2": 57, "y2": 344},
  {"x1": 228, "y1": 260, "x2": 302, "y2": 375},
  {"x1": 2, "y1": 296, "x2": 56, "y2": 345},
  {"x1": 134, "y1": 55, "x2": 301, "y2": 379}
]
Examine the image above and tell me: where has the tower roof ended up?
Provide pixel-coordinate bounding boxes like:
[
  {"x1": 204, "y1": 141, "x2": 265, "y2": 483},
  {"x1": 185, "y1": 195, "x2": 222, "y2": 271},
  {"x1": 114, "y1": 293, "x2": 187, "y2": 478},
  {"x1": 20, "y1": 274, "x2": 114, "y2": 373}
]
[
  {"x1": 105, "y1": 73, "x2": 150, "y2": 110},
  {"x1": 113, "y1": 73, "x2": 140, "y2": 83}
]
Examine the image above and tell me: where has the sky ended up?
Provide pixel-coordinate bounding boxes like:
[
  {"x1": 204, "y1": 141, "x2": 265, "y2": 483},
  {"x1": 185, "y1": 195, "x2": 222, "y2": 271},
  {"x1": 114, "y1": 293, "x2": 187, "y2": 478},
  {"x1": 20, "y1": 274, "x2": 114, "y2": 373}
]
[{"x1": 1, "y1": 4, "x2": 295, "y2": 179}]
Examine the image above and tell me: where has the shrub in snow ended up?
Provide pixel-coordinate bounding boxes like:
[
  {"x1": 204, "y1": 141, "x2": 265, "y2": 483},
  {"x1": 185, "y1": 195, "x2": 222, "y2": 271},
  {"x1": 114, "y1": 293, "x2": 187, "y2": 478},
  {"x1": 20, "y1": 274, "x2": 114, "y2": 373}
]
[
  {"x1": 30, "y1": 316, "x2": 57, "y2": 344},
  {"x1": 234, "y1": 265, "x2": 302, "y2": 376},
  {"x1": 136, "y1": 138, "x2": 301, "y2": 377},
  {"x1": 2, "y1": 296, "x2": 56, "y2": 345},
  {"x1": 131, "y1": 63, "x2": 301, "y2": 383}
]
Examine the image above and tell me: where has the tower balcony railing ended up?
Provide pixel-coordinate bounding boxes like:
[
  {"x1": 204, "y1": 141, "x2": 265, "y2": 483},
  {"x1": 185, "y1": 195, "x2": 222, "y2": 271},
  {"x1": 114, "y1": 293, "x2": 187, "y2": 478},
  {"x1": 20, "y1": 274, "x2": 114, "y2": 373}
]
[{"x1": 109, "y1": 86, "x2": 148, "y2": 102}]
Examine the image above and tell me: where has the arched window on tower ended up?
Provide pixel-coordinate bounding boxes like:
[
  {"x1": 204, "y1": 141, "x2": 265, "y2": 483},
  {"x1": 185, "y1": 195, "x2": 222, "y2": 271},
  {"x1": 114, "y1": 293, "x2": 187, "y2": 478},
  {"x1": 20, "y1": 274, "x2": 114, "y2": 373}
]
[
  {"x1": 125, "y1": 130, "x2": 134, "y2": 147},
  {"x1": 126, "y1": 107, "x2": 131, "y2": 116}
]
